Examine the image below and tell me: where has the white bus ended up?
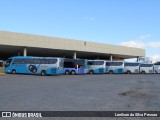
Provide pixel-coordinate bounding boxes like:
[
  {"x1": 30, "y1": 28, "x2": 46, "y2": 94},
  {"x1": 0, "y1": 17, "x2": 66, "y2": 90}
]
[
  {"x1": 87, "y1": 60, "x2": 106, "y2": 74},
  {"x1": 154, "y1": 62, "x2": 160, "y2": 73},
  {"x1": 106, "y1": 61, "x2": 125, "y2": 74},
  {"x1": 124, "y1": 62, "x2": 140, "y2": 74},
  {"x1": 139, "y1": 63, "x2": 154, "y2": 74}
]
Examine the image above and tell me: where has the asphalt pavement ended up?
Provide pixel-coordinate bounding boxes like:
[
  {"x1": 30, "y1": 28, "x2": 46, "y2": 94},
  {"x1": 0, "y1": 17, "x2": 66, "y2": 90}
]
[{"x1": 0, "y1": 74, "x2": 160, "y2": 120}]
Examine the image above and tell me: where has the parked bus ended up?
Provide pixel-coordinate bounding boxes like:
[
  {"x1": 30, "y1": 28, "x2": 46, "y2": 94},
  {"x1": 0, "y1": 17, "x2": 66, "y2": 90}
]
[
  {"x1": 139, "y1": 63, "x2": 154, "y2": 74},
  {"x1": 154, "y1": 62, "x2": 160, "y2": 73},
  {"x1": 5, "y1": 56, "x2": 63, "y2": 76},
  {"x1": 87, "y1": 60, "x2": 106, "y2": 74},
  {"x1": 63, "y1": 59, "x2": 88, "y2": 75},
  {"x1": 124, "y1": 62, "x2": 140, "y2": 74},
  {"x1": 106, "y1": 61, "x2": 125, "y2": 74}
]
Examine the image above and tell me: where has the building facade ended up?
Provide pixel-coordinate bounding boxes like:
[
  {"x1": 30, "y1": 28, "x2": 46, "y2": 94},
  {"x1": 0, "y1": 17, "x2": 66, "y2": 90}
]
[{"x1": 0, "y1": 31, "x2": 145, "y2": 60}]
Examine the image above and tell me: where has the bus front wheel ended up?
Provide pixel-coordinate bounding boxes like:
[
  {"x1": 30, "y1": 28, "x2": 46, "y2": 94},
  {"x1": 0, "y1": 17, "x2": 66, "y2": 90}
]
[
  {"x1": 12, "y1": 69, "x2": 16, "y2": 74},
  {"x1": 41, "y1": 70, "x2": 46, "y2": 76}
]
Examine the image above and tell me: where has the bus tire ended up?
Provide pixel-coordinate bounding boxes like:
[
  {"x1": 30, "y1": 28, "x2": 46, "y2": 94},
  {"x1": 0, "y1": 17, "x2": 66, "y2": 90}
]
[
  {"x1": 12, "y1": 69, "x2": 16, "y2": 74},
  {"x1": 127, "y1": 70, "x2": 131, "y2": 74},
  {"x1": 71, "y1": 70, "x2": 76, "y2": 75},
  {"x1": 41, "y1": 70, "x2": 46, "y2": 76},
  {"x1": 65, "y1": 70, "x2": 70, "y2": 75},
  {"x1": 109, "y1": 70, "x2": 113, "y2": 74},
  {"x1": 89, "y1": 70, "x2": 94, "y2": 75}
]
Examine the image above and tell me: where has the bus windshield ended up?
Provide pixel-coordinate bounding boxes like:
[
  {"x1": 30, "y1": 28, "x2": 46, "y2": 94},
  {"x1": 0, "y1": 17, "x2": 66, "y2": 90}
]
[{"x1": 5, "y1": 59, "x2": 12, "y2": 67}]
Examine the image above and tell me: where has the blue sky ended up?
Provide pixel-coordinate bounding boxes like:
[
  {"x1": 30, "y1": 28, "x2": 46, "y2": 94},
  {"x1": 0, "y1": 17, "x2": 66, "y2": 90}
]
[{"x1": 0, "y1": 0, "x2": 160, "y2": 62}]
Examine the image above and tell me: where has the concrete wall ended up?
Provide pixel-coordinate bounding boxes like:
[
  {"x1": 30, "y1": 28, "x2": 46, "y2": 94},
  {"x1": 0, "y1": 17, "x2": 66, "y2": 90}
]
[
  {"x1": 0, "y1": 31, "x2": 145, "y2": 57},
  {"x1": 0, "y1": 67, "x2": 4, "y2": 73}
]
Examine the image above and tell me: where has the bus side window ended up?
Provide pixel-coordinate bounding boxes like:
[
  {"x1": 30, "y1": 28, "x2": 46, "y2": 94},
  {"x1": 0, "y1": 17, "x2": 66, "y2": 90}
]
[
  {"x1": 12, "y1": 58, "x2": 19, "y2": 64},
  {"x1": 88, "y1": 62, "x2": 92, "y2": 65},
  {"x1": 64, "y1": 62, "x2": 74, "y2": 68},
  {"x1": 106, "y1": 62, "x2": 110, "y2": 66},
  {"x1": 41, "y1": 59, "x2": 48, "y2": 64}
]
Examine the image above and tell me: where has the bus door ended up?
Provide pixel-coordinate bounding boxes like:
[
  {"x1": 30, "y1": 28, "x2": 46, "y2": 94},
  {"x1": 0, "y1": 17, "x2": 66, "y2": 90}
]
[
  {"x1": 78, "y1": 65, "x2": 85, "y2": 74},
  {"x1": 77, "y1": 60, "x2": 87, "y2": 74}
]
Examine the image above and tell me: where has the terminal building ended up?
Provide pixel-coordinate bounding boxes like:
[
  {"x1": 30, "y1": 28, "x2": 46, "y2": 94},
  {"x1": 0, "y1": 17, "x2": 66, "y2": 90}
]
[{"x1": 0, "y1": 31, "x2": 145, "y2": 61}]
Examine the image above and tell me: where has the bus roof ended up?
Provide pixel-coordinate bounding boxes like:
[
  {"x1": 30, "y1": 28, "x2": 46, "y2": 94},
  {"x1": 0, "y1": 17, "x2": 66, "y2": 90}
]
[
  {"x1": 107, "y1": 61, "x2": 124, "y2": 63},
  {"x1": 7, "y1": 56, "x2": 62, "y2": 59},
  {"x1": 88, "y1": 60, "x2": 106, "y2": 61},
  {"x1": 140, "y1": 63, "x2": 153, "y2": 65},
  {"x1": 124, "y1": 62, "x2": 139, "y2": 63}
]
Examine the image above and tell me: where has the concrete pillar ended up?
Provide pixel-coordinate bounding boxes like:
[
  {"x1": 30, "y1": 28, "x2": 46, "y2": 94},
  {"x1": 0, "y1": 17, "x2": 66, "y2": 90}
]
[
  {"x1": 110, "y1": 54, "x2": 113, "y2": 61},
  {"x1": 73, "y1": 52, "x2": 76, "y2": 59},
  {"x1": 137, "y1": 56, "x2": 139, "y2": 62},
  {"x1": 23, "y1": 48, "x2": 27, "y2": 56},
  {"x1": 17, "y1": 51, "x2": 21, "y2": 56}
]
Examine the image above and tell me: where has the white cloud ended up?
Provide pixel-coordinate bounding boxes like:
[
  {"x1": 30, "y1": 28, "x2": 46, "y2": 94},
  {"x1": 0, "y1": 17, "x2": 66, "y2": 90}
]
[
  {"x1": 150, "y1": 54, "x2": 160, "y2": 63},
  {"x1": 138, "y1": 34, "x2": 151, "y2": 39},
  {"x1": 120, "y1": 34, "x2": 160, "y2": 62},
  {"x1": 125, "y1": 55, "x2": 160, "y2": 63},
  {"x1": 148, "y1": 42, "x2": 160, "y2": 48},
  {"x1": 120, "y1": 34, "x2": 150, "y2": 48},
  {"x1": 120, "y1": 41, "x2": 145, "y2": 48},
  {"x1": 121, "y1": 41, "x2": 160, "y2": 49}
]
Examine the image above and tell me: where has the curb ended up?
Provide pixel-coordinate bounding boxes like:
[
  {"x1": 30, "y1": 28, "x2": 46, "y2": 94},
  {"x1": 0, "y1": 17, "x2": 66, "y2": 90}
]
[{"x1": 0, "y1": 73, "x2": 5, "y2": 75}]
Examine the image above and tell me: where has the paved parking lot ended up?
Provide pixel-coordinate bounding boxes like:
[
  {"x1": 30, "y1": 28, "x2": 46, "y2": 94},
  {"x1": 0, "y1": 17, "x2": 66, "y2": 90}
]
[{"x1": 0, "y1": 74, "x2": 160, "y2": 119}]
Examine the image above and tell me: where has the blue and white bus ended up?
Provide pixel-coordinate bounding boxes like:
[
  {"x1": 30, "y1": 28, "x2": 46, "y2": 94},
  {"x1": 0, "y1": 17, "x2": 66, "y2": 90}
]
[
  {"x1": 124, "y1": 62, "x2": 140, "y2": 74},
  {"x1": 5, "y1": 56, "x2": 63, "y2": 76},
  {"x1": 63, "y1": 59, "x2": 88, "y2": 75},
  {"x1": 106, "y1": 61, "x2": 125, "y2": 74},
  {"x1": 87, "y1": 60, "x2": 106, "y2": 74}
]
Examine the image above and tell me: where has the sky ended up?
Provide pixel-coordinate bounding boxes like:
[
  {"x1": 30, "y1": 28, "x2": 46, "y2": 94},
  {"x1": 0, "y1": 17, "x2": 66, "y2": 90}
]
[{"x1": 0, "y1": 0, "x2": 160, "y2": 62}]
